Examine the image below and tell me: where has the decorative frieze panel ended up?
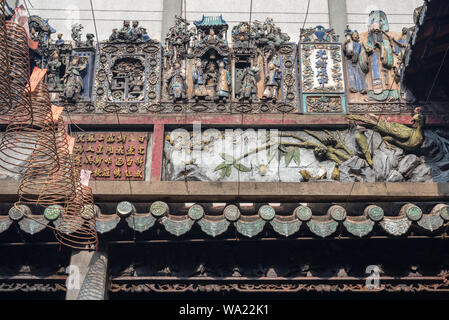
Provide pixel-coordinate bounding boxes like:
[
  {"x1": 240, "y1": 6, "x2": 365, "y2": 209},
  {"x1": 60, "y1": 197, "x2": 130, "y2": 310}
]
[
  {"x1": 299, "y1": 26, "x2": 346, "y2": 114},
  {"x1": 93, "y1": 36, "x2": 161, "y2": 113},
  {"x1": 163, "y1": 117, "x2": 449, "y2": 183},
  {"x1": 20, "y1": 12, "x2": 441, "y2": 115}
]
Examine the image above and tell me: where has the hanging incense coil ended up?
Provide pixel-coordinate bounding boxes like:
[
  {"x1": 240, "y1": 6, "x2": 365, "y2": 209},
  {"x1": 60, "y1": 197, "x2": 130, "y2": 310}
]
[
  {"x1": 0, "y1": 0, "x2": 12, "y2": 116},
  {"x1": 2, "y1": 20, "x2": 32, "y2": 120},
  {"x1": 17, "y1": 116, "x2": 75, "y2": 208},
  {"x1": 0, "y1": 79, "x2": 58, "y2": 175},
  {"x1": 55, "y1": 169, "x2": 98, "y2": 250}
]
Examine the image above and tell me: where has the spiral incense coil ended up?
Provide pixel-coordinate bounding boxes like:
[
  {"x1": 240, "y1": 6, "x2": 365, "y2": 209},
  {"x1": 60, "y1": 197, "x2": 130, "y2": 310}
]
[
  {"x1": 17, "y1": 117, "x2": 75, "y2": 208},
  {"x1": 2, "y1": 21, "x2": 32, "y2": 120},
  {"x1": 0, "y1": 0, "x2": 12, "y2": 116},
  {"x1": 55, "y1": 169, "x2": 98, "y2": 250},
  {"x1": 0, "y1": 79, "x2": 58, "y2": 175}
]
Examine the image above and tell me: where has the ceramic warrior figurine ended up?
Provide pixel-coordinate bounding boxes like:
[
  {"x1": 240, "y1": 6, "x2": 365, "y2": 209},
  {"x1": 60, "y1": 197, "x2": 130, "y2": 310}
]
[
  {"x1": 55, "y1": 33, "x2": 64, "y2": 46},
  {"x1": 192, "y1": 60, "x2": 208, "y2": 101},
  {"x1": 47, "y1": 50, "x2": 62, "y2": 90},
  {"x1": 204, "y1": 28, "x2": 219, "y2": 46},
  {"x1": 262, "y1": 59, "x2": 282, "y2": 101},
  {"x1": 130, "y1": 21, "x2": 142, "y2": 40},
  {"x1": 216, "y1": 60, "x2": 231, "y2": 102},
  {"x1": 343, "y1": 28, "x2": 368, "y2": 94},
  {"x1": 363, "y1": 11, "x2": 398, "y2": 101},
  {"x1": 71, "y1": 23, "x2": 83, "y2": 47},
  {"x1": 109, "y1": 28, "x2": 119, "y2": 42},
  {"x1": 85, "y1": 33, "x2": 95, "y2": 47},
  {"x1": 166, "y1": 61, "x2": 186, "y2": 101},
  {"x1": 119, "y1": 21, "x2": 132, "y2": 40},
  {"x1": 205, "y1": 62, "x2": 218, "y2": 101},
  {"x1": 392, "y1": 27, "x2": 412, "y2": 100},
  {"x1": 239, "y1": 60, "x2": 261, "y2": 102},
  {"x1": 62, "y1": 55, "x2": 88, "y2": 102}
]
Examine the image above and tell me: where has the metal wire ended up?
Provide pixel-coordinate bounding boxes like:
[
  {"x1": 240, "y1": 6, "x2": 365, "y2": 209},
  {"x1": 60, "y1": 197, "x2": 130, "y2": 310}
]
[
  {"x1": 2, "y1": 22, "x2": 32, "y2": 118},
  {"x1": 55, "y1": 168, "x2": 98, "y2": 250},
  {"x1": 0, "y1": 14, "x2": 46, "y2": 174},
  {"x1": 0, "y1": 0, "x2": 12, "y2": 116},
  {"x1": 0, "y1": 78, "x2": 59, "y2": 176},
  {"x1": 17, "y1": 116, "x2": 75, "y2": 208}
]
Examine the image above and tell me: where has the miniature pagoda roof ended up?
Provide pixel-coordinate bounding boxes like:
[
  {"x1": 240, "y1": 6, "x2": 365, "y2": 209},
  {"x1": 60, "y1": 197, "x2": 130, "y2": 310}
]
[{"x1": 194, "y1": 15, "x2": 228, "y2": 29}]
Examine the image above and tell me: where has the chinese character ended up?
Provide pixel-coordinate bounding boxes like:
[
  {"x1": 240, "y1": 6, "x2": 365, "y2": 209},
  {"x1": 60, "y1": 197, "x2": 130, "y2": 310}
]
[
  {"x1": 97, "y1": 134, "x2": 105, "y2": 142},
  {"x1": 117, "y1": 134, "x2": 127, "y2": 143},
  {"x1": 137, "y1": 146, "x2": 145, "y2": 155},
  {"x1": 316, "y1": 49, "x2": 328, "y2": 59},
  {"x1": 115, "y1": 158, "x2": 124, "y2": 167},
  {"x1": 102, "y1": 168, "x2": 110, "y2": 178},
  {"x1": 125, "y1": 170, "x2": 133, "y2": 178},
  {"x1": 106, "y1": 146, "x2": 114, "y2": 156},
  {"x1": 93, "y1": 168, "x2": 102, "y2": 177},
  {"x1": 134, "y1": 170, "x2": 143, "y2": 179},
  {"x1": 126, "y1": 145, "x2": 135, "y2": 156},
  {"x1": 104, "y1": 157, "x2": 112, "y2": 166},
  {"x1": 94, "y1": 156, "x2": 103, "y2": 167},
  {"x1": 96, "y1": 145, "x2": 104, "y2": 154},
  {"x1": 84, "y1": 155, "x2": 94, "y2": 165},
  {"x1": 135, "y1": 157, "x2": 143, "y2": 167},
  {"x1": 113, "y1": 168, "x2": 122, "y2": 178},
  {"x1": 76, "y1": 134, "x2": 85, "y2": 143},
  {"x1": 86, "y1": 145, "x2": 95, "y2": 153},
  {"x1": 126, "y1": 158, "x2": 133, "y2": 167},
  {"x1": 116, "y1": 146, "x2": 125, "y2": 155},
  {"x1": 87, "y1": 134, "x2": 96, "y2": 143},
  {"x1": 139, "y1": 135, "x2": 145, "y2": 143},
  {"x1": 106, "y1": 133, "x2": 115, "y2": 143}
]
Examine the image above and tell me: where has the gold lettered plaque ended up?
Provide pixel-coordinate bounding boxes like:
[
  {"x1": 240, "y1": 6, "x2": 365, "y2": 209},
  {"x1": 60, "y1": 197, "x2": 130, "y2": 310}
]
[{"x1": 73, "y1": 132, "x2": 148, "y2": 181}]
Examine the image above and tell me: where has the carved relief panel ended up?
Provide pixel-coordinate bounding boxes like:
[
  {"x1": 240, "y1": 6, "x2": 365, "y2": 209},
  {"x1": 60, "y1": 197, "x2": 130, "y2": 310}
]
[
  {"x1": 93, "y1": 27, "x2": 161, "y2": 113},
  {"x1": 299, "y1": 26, "x2": 346, "y2": 114},
  {"x1": 344, "y1": 11, "x2": 414, "y2": 105}
]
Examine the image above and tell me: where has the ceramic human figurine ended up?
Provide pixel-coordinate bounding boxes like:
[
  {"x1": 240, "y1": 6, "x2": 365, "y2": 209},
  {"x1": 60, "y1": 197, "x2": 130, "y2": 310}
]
[{"x1": 216, "y1": 60, "x2": 231, "y2": 102}]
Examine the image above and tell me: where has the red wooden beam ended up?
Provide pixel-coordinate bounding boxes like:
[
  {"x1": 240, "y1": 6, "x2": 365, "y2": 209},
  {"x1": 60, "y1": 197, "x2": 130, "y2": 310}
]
[
  {"x1": 150, "y1": 123, "x2": 164, "y2": 181},
  {"x1": 52, "y1": 113, "x2": 449, "y2": 127}
]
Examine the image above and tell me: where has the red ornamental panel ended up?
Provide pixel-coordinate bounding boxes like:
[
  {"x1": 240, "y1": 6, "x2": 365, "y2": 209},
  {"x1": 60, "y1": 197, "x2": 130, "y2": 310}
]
[{"x1": 73, "y1": 132, "x2": 148, "y2": 181}]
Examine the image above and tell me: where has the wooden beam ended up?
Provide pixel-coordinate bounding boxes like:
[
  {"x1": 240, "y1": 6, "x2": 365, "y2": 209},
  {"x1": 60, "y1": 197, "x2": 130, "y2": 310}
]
[{"x1": 0, "y1": 181, "x2": 447, "y2": 202}]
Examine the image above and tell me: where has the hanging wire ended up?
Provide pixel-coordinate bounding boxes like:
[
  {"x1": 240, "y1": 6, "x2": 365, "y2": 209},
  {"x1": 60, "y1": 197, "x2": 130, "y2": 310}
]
[
  {"x1": 182, "y1": 0, "x2": 189, "y2": 193},
  {"x1": 425, "y1": 45, "x2": 449, "y2": 103},
  {"x1": 302, "y1": 0, "x2": 311, "y2": 29}
]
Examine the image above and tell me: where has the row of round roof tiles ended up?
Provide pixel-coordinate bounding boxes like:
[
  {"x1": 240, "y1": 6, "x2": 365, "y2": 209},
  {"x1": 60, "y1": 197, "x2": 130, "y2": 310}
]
[{"x1": 0, "y1": 202, "x2": 448, "y2": 238}]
